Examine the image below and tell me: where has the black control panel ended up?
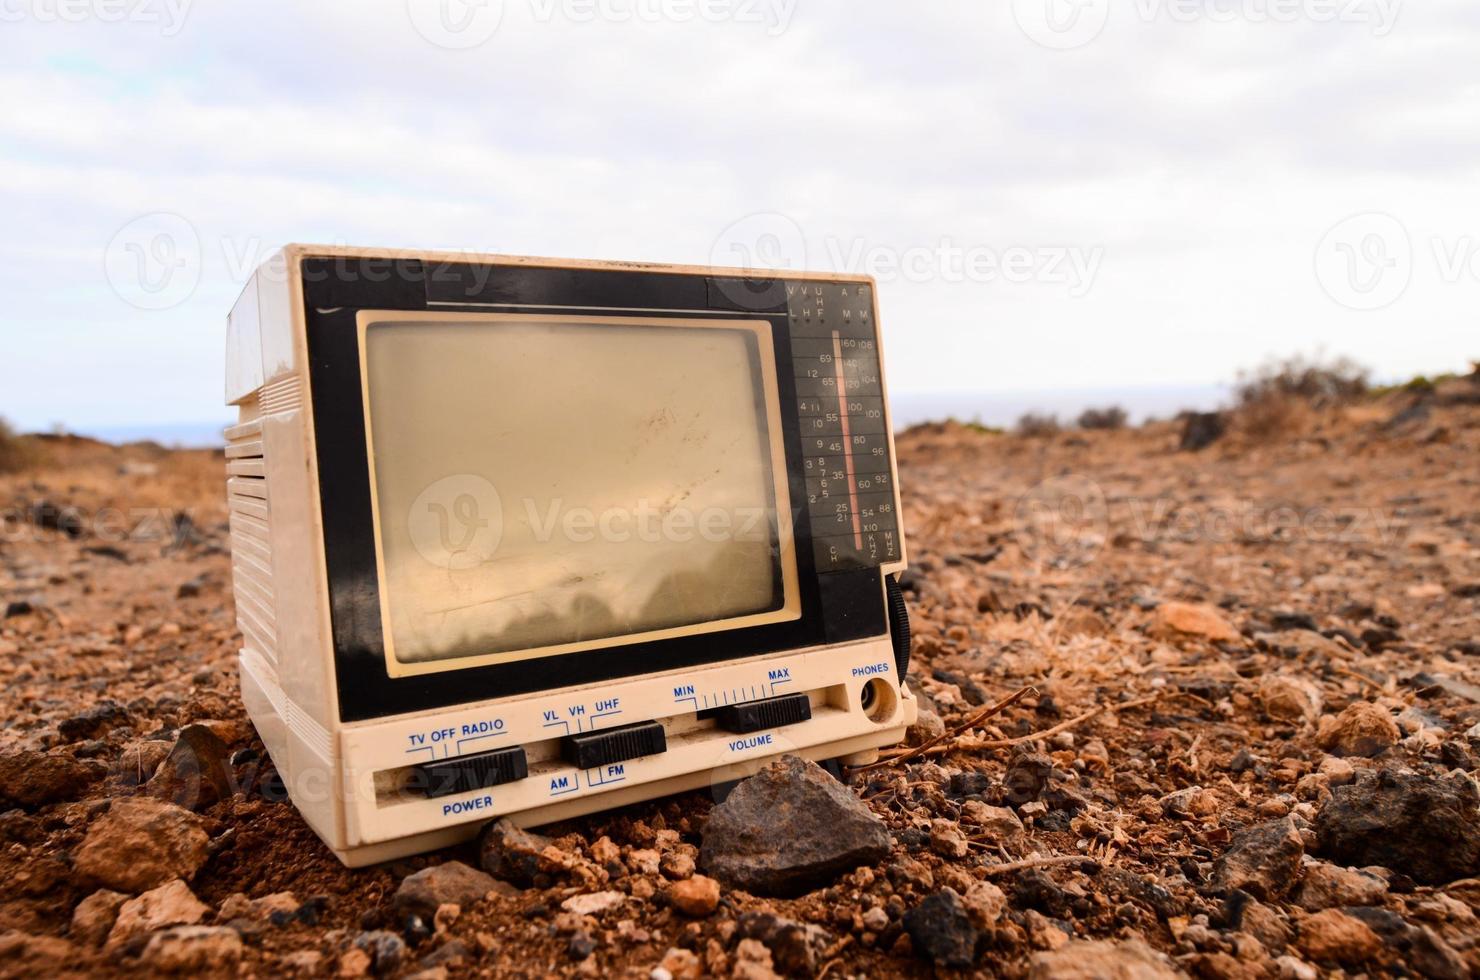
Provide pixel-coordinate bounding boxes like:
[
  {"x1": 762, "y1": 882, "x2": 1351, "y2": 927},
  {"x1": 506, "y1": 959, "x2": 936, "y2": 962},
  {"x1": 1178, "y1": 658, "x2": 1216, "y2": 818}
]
[{"x1": 787, "y1": 281, "x2": 901, "y2": 573}]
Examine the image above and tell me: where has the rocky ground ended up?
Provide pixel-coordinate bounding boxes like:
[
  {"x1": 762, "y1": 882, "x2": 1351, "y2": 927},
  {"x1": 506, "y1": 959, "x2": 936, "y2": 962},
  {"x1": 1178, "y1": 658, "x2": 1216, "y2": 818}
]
[{"x1": 1, "y1": 375, "x2": 1479, "y2": 978}]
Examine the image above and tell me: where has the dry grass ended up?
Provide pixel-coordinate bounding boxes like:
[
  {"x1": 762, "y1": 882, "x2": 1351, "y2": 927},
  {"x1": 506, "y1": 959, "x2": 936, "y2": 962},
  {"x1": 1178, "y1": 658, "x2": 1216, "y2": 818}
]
[{"x1": 1232, "y1": 354, "x2": 1369, "y2": 442}]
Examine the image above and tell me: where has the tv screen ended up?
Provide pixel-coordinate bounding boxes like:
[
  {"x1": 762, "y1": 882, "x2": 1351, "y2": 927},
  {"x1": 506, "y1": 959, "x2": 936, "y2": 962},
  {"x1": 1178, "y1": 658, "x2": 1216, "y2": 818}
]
[{"x1": 358, "y1": 313, "x2": 801, "y2": 676}]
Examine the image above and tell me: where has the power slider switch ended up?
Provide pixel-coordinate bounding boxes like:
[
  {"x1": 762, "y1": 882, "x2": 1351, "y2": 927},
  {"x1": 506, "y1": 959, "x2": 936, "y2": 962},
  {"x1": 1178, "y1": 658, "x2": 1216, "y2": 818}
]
[{"x1": 416, "y1": 746, "x2": 529, "y2": 799}]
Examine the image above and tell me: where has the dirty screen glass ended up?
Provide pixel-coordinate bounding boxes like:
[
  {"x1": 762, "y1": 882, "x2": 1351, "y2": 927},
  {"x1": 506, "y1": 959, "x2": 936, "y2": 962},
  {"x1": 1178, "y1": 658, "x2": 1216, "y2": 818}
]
[{"x1": 360, "y1": 316, "x2": 799, "y2": 673}]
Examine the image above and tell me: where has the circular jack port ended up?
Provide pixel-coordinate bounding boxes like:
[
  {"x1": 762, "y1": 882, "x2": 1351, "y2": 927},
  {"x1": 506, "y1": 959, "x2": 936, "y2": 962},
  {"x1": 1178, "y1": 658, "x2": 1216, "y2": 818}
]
[{"x1": 860, "y1": 678, "x2": 897, "y2": 723}]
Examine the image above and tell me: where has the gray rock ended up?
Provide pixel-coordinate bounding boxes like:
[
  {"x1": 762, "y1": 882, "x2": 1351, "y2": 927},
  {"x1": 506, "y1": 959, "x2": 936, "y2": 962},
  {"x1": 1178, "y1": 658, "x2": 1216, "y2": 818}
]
[
  {"x1": 1314, "y1": 768, "x2": 1480, "y2": 886},
  {"x1": 394, "y1": 861, "x2": 504, "y2": 918},
  {"x1": 699, "y1": 755, "x2": 890, "y2": 897},
  {"x1": 478, "y1": 819, "x2": 551, "y2": 886},
  {"x1": 1408, "y1": 924, "x2": 1469, "y2": 980},
  {"x1": 904, "y1": 889, "x2": 982, "y2": 968},
  {"x1": 1211, "y1": 816, "x2": 1305, "y2": 900},
  {"x1": 353, "y1": 930, "x2": 406, "y2": 976},
  {"x1": 148, "y1": 724, "x2": 234, "y2": 811}
]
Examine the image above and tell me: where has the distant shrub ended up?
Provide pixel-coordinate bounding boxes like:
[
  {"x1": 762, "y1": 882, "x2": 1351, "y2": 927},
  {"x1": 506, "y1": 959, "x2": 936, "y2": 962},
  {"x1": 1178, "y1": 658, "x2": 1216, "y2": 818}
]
[
  {"x1": 0, "y1": 417, "x2": 33, "y2": 474},
  {"x1": 1235, "y1": 354, "x2": 1370, "y2": 409},
  {"x1": 1232, "y1": 354, "x2": 1370, "y2": 442},
  {"x1": 1015, "y1": 412, "x2": 1061, "y2": 437},
  {"x1": 1077, "y1": 406, "x2": 1128, "y2": 430}
]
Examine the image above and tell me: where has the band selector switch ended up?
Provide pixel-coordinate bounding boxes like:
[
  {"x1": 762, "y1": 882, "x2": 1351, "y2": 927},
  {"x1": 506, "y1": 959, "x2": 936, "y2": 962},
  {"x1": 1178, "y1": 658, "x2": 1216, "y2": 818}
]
[
  {"x1": 562, "y1": 721, "x2": 667, "y2": 770},
  {"x1": 714, "y1": 693, "x2": 813, "y2": 734}
]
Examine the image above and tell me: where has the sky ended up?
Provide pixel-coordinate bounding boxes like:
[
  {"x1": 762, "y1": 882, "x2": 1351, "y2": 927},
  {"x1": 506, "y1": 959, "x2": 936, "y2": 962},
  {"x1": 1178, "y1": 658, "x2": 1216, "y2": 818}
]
[{"x1": 1, "y1": 0, "x2": 1477, "y2": 439}]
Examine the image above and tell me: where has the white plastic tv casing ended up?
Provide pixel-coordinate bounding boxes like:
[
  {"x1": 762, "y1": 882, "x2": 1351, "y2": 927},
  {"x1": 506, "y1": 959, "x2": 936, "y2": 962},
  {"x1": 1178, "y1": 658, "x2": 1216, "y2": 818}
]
[{"x1": 224, "y1": 246, "x2": 916, "y2": 867}]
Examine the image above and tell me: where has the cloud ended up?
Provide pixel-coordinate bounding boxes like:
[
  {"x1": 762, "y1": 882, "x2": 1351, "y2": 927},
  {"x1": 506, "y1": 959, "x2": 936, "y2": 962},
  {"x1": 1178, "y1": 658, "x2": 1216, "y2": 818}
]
[{"x1": 1, "y1": 0, "x2": 1478, "y2": 432}]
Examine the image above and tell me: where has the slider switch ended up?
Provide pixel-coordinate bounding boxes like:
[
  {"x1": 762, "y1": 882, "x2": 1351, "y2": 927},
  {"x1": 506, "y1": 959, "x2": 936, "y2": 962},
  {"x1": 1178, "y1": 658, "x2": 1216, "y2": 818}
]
[
  {"x1": 714, "y1": 693, "x2": 812, "y2": 734},
  {"x1": 417, "y1": 745, "x2": 528, "y2": 798},
  {"x1": 562, "y1": 721, "x2": 667, "y2": 770}
]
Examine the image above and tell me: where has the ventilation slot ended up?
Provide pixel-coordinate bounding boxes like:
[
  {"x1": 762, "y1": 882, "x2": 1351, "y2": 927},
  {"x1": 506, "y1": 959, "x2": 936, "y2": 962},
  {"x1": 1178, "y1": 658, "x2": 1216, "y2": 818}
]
[
  {"x1": 225, "y1": 414, "x2": 278, "y2": 667},
  {"x1": 259, "y1": 375, "x2": 302, "y2": 415}
]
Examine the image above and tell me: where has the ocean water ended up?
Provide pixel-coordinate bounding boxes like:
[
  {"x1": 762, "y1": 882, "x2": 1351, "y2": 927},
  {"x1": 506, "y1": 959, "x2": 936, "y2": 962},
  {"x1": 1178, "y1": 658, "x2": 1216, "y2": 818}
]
[{"x1": 888, "y1": 384, "x2": 1231, "y2": 430}]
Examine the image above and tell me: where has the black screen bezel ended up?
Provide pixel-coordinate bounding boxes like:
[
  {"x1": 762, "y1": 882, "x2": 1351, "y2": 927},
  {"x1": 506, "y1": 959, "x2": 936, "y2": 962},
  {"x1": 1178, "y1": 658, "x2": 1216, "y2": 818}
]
[{"x1": 299, "y1": 257, "x2": 887, "y2": 723}]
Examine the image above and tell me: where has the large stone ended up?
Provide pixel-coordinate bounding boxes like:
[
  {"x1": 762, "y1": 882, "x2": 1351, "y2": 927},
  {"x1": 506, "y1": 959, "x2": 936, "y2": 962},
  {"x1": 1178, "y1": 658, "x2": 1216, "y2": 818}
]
[
  {"x1": 140, "y1": 925, "x2": 243, "y2": 972},
  {"x1": 0, "y1": 750, "x2": 104, "y2": 808},
  {"x1": 1028, "y1": 938, "x2": 1181, "y2": 979},
  {"x1": 1294, "y1": 862, "x2": 1387, "y2": 911},
  {"x1": 1211, "y1": 817, "x2": 1305, "y2": 900},
  {"x1": 105, "y1": 879, "x2": 210, "y2": 952},
  {"x1": 1296, "y1": 909, "x2": 1382, "y2": 967},
  {"x1": 147, "y1": 725, "x2": 234, "y2": 811},
  {"x1": 70, "y1": 889, "x2": 128, "y2": 947},
  {"x1": 699, "y1": 755, "x2": 890, "y2": 897},
  {"x1": 1316, "y1": 702, "x2": 1400, "y2": 758},
  {"x1": 393, "y1": 861, "x2": 502, "y2": 918},
  {"x1": 1314, "y1": 768, "x2": 1480, "y2": 885},
  {"x1": 73, "y1": 797, "x2": 210, "y2": 892},
  {"x1": 1152, "y1": 602, "x2": 1240, "y2": 644},
  {"x1": 904, "y1": 889, "x2": 982, "y2": 968}
]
